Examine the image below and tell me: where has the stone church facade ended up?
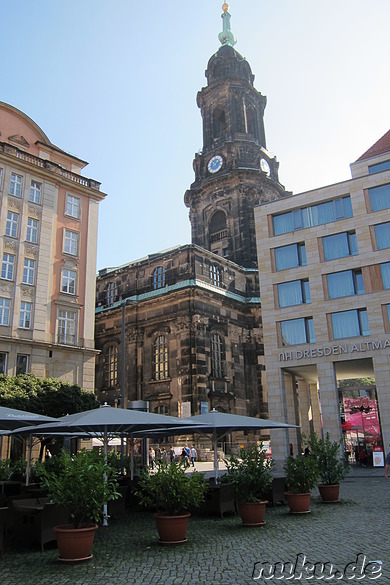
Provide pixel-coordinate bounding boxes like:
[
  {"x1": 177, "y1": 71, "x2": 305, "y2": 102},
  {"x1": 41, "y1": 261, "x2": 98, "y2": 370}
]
[{"x1": 95, "y1": 8, "x2": 288, "y2": 420}]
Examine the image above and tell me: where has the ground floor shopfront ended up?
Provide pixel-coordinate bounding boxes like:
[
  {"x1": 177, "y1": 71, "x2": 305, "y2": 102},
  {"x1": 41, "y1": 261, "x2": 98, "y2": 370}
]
[{"x1": 265, "y1": 337, "x2": 390, "y2": 468}]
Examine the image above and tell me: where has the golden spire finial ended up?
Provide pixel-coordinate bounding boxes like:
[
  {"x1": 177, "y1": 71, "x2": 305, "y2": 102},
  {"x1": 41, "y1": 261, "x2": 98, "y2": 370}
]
[{"x1": 222, "y1": 3, "x2": 229, "y2": 12}]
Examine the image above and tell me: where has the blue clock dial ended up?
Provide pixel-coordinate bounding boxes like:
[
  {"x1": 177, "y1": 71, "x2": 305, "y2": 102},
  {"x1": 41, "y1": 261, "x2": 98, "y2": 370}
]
[{"x1": 208, "y1": 155, "x2": 223, "y2": 174}]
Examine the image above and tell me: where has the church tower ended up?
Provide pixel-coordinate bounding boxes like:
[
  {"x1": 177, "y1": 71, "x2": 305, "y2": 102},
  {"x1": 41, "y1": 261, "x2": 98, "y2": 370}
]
[{"x1": 185, "y1": 4, "x2": 287, "y2": 268}]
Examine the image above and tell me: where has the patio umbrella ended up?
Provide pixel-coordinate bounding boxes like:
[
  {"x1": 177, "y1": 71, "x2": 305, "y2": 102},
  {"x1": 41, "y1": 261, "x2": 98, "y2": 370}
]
[
  {"x1": 0, "y1": 405, "x2": 56, "y2": 431},
  {"x1": 0, "y1": 406, "x2": 58, "y2": 486},
  {"x1": 13, "y1": 403, "x2": 205, "y2": 524},
  {"x1": 142, "y1": 409, "x2": 298, "y2": 483}
]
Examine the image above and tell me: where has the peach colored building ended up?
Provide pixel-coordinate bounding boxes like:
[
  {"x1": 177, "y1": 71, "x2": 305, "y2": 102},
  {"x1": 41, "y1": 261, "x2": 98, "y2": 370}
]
[
  {"x1": 0, "y1": 102, "x2": 106, "y2": 391},
  {"x1": 255, "y1": 131, "x2": 390, "y2": 467}
]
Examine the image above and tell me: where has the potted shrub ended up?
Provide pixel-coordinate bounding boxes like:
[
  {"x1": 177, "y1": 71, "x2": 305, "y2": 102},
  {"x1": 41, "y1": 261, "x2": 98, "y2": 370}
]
[
  {"x1": 306, "y1": 432, "x2": 349, "y2": 503},
  {"x1": 136, "y1": 460, "x2": 207, "y2": 543},
  {"x1": 41, "y1": 449, "x2": 119, "y2": 561},
  {"x1": 284, "y1": 454, "x2": 319, "y2": 513},
  {"x1": 224, "y1": 446, "x2": 274, "y2": 526}
]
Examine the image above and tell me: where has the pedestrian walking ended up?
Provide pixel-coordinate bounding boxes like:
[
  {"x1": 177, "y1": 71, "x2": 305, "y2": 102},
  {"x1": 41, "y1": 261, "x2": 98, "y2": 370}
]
[
  {"x1": 169, "y1": 445, "x2": 175, "y2": 463},
  {"x1": 190, "y1": 445, "x2": 197, "y2": 467},
  {"x1": 149, "y1": 446, "x2": 156, "y2": 470}
]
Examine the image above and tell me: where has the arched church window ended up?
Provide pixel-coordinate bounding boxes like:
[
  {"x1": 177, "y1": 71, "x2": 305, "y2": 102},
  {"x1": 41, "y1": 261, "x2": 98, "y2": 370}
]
[
  {"x1": 209, "y1": 211, "x2": 227, "y2": 243},
  {"x1": 234, "y1": 96, "x2": 245, "y2": 133},
  {"x1": 213, "y1": 108, "x2": 226, "y2": 140},
  {"x1": 211, "y1": 333, "x2": 224, "y2": 379},
  {"x1": 105, "y1": 345, "x2": 118, "y2": 387},
  {"x1": 246, "y1": 107, "x2": 257, "y2": 139},
  {"x1": 153, "y1": 335, "x2": 168, "y2": 381},
  {"x1": 153, "y1": 266, "x2": 165, "y2": 290}
]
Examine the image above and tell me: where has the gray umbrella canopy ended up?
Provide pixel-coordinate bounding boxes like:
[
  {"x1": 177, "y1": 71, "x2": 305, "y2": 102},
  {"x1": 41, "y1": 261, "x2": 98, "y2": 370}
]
[
  {"x1": 0, "y1": 405, "x2": 57, "y2": 431},
  {"x1": 12, "y1": 403, "x2": 205, "y2": 436}
]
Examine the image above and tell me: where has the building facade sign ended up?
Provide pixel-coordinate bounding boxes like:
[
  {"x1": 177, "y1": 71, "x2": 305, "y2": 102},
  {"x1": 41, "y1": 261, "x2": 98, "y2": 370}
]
[{"x1": 278, "y1": 338, "x2": 390, "y2": 362}]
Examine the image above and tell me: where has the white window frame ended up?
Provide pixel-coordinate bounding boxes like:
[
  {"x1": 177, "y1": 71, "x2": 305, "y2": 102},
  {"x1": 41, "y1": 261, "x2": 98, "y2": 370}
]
[
  {"x1": 9, "y1": 173, "x2": 22, "y2": 197},
  {"x1": 1, "y1": 253, "x2": 15, "y2": 281},
  {"x1": 61, "y1": 269, "x2": 77, "y2": 295},
  {"x1": 0, "y1": 298, "x2": 10, "y2": 326},
  {"x1": 26, "y1": 218, "x2": 39, "y2": 244},
  {"x1": 19, "y1": 301, "x2": 32, "y2": 329},
  {"x1": 22, "y1": 259, "x2": 35, "y2": 285},
  {"x1": 29, "y1": 181, "x2": 41, "y2": 204},
  {"x1": 64, "y1": 229, "x2": 79, "y2": 256},
  {"x1": 65, "y1": 194, "x2": 81, "y2": 219},
  {"x1": 57, "y1": 309, "x2": 77, "y2": 345},
  {"x1": 5, "y1": 211, "x2": 19, "y2": 238}
]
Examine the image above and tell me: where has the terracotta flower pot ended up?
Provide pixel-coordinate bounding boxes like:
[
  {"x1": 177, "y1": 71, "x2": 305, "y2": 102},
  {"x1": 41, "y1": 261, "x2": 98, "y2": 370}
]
[
  {"x1": 55, "y1": 524, "x2": 98, "y2": 562},
  {"x1": 318, "y1": 484, "x2": 340, "y2": 503},
  {"x1": 154, "y1": 513, "x2": 190, "y2": 544},
  {"x1": 237, "y1": 501, "x2": 267, "y2": 526},
  {"x1": 284, "y1": 492, "x2": 311, "y2": 514}
]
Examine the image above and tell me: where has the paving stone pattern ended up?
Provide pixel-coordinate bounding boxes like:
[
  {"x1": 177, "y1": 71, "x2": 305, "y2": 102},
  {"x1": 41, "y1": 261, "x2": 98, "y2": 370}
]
[{"x1": 1, "y1": 472, "x2": 388, "y2": 585}]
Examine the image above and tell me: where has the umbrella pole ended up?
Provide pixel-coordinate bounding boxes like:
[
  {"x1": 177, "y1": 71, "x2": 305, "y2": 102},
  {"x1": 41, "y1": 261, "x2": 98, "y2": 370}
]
[
  {"x1": 130, "y1": 438, "x2": 134, "y2": 481},
  {"x1": 103, "y1": 427, "x2": 109, "y2": 527},
  {"x1": 25, "y1": 435, "x2": 33, "y2": 486},
  {"x1": 213, "y1": 429, "x2": 219, "y2": 485}
]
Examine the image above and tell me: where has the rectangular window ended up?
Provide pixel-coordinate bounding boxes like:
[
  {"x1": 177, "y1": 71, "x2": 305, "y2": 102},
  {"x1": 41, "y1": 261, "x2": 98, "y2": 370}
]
[
  {"x1": 278, "y1": 279, "x2": 311, "y2": 308},
  {"x1": 369, "y1": 160, "x2": 390, "y2": 175},
  {"x1": 275, "y1": 242, "x2": 307, "y2": 271},
  {"x1": 322, "y1": 231, "x2": 358, "y2": 261},
  {"x1": 5, "y1": 211, "x2": 19, "y2": 238},
  {"x1": 273, "y1": 196, "x2": 353, "y2": 235},
  {"x1": 374, "y1": 222, "x2": 390, "y2": 250},
  {"x1": 331, "y1": 309, "x2": 370, "y2": 339},
  {"x1": 0, "y1": 353, "x2": 7, "y2": 374},
  {"x1": 19, "y1": 301, "x2": 32, "y2": 329},
  {"x1": 210, "y1": 265, "x2": 222, "y2": 287},
  {"x1": 368, "y1": 183, "x2": 390, "y2": 211},
  {"x1": 9, "y1": 173, "x2": 22, "y2": 197},
  {"x1": 65, "y1": 194, "x2": 81, "y2": 219},
  {"x1": 0, "y1": 298, "x2": 10, "y2": 326},
  {"x1": 64, "y1": 229, "x2": 79, "y2": 256},
  {"x1": 16, "y1": 354, "x2": 29, "y2": 375},
  {"x1": 29, "y1": 181, "x2": 41, "y2": 204},
  {"x1": 26, "y1": 218, "x2": 38, "y2": 243},
  {"x1": 22, "y1": 259, "x2": 35, "y2": 285},
  {"x1": 1, "y1": 253, "x2": 14, "y2": 280},
  {"x1": 280, "y1": 317, "x2": 315, "y2": 346},
  {"x1": 381, "y1": 262, "x2": 390, "y2": 289},
  {"x1": 387, "y1": 305, "x2": 390, "y2": 326},
  {"x1": 0, "y1": 168, "x2": 3, "y2": 187},
  {"x1": 106, "y1": 282, "x2": 117, "y2": 305},
  {"x1": 61, "y1": 269, "x2": 76, "y2": 295},
  {"x1": 327, "y1": 269, "x2": 364, "y2": 299},
  {"x1": 57, "y1": 309, "x2": 77, "y2": 345}
]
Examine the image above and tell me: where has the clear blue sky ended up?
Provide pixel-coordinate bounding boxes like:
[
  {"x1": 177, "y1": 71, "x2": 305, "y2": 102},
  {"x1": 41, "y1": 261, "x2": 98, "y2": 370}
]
[{"x1": 2, "y1": 1, "x2": 389, "y2": 270}]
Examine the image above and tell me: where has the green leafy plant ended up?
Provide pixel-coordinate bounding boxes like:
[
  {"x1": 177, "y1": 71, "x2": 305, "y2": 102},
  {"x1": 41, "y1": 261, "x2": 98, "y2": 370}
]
[
  {"x1": 284, "y1": 454, "x2": 319, "y2": 493},
  {"x1": 224, "y1": 446, "x2": 274, "y2": 502},
  {"x1": 0, "y1": 459, "x2": 12, "y2": 481},
  {"x1": 136, "y1": 461, "x2": 207, "y2": 515},
  {"x1": 305, "y1": 432, "x2": 349, "y2": 485},
  {"x1": 10, "y1": 457, "x2": 26, "y2": 481},
  {"x1": 40, "y1": 449, "x2": 119, "y2": 529}
]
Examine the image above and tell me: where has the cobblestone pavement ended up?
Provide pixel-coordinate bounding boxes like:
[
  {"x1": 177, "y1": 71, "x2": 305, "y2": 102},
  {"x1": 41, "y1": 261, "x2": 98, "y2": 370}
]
[{"x1": 1, "y1": 470, "x2": 388, "y2": 585}]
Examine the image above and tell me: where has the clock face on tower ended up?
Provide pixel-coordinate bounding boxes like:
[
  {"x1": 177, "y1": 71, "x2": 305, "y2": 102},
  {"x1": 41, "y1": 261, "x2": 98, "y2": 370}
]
[
  {"x1": 208, "y1": 155, "x2": 223, "y2": 174},
  {"x1": 260, "y1": 158, "x2": 270, "y2": 176}
]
